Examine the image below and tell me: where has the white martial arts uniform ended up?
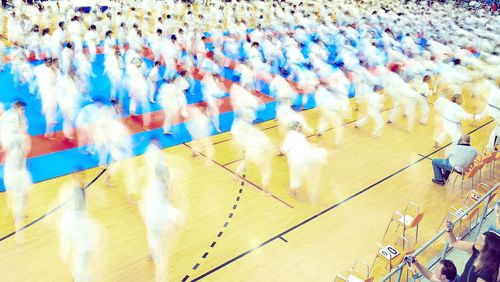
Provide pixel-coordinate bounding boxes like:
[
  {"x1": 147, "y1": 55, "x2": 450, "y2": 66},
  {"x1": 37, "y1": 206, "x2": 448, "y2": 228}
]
[
  {"x1": 434, "y1": 96, "x2": 473, "y2": 145},
  {"x1": 316, "y1": 86, "x2": 350, "y2": 144},
  {"x1": 35, "y1": 63, "x2": 58, "y2": 136},
  {"x1": 231, "y1": 117, "x2": 272, "y2": 187},
  {"x1": 355, "y1": 90, "x2": 385, "y2": 137},
  {"x1": 280, "y1": 129, "x2": 327, "y2": 191},
  {"x1": 157, "y1": 82, "x2": 188, "y2": 134},
  {"x1": 147, "y1": 65, "x2": 160, "y2": 103},
  {"x1": 140, "y1": 175, "x2": 180, "y2": 282},
  {"x1": 185, "y1": 106, "x2": 214, "y2": 160},
  {"x1": 58, "y1": 185, "x2": 99, "y2": 282},
  {"x1": 201, "y1": 74, "x2": 225, "y2": 132}
]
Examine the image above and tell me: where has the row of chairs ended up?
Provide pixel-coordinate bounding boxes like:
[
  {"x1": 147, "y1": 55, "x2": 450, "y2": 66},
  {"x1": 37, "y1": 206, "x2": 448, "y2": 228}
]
[
  {"x1": 335, "y1": 203, "x2": 425, "y2": 281},
  {"x1": 444, "y1": 150, "x2": 498, "y2": 198},
  {"x1": 335, "y1": 149, "x2": 499, "y2": 281},
  {"x1": 436, "y1": 182, "x2": 498, "y2": 235}
]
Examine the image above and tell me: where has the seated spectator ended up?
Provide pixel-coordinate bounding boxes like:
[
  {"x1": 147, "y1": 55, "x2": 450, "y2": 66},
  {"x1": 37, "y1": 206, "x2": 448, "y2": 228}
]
[
  {"x1": 409, "y1": 257, "x2": 458, "y2": 282},
  {"x1": 432, "y1": 134, "x2": 478, "y2": 185},
  {"x1": 445, "y1": 221, "x2": 500, "y2": 282}
]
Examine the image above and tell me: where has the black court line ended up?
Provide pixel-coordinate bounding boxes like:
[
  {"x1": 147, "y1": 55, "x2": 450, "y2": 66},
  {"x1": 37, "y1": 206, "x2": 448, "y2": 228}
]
[
  {"x1": 278, "y1": 236, "x2": 288, "y2": 243},
  {"x1": 190, "y1": 120, "x2": 493, "y2": 281},
  {"x1": 183, "y1": 172, "x2": 247, "y2": 280},
  {"x1": 418, "y1": 154, "x2": 433, "y2": 161},
  {"x1": 0, "y1": 169, "x2": 107, "y2": 242}
]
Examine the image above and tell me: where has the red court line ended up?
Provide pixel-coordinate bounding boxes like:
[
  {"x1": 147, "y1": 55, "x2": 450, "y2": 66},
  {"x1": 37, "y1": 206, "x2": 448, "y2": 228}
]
[{"x1": 182, "y1": 142, "x2": 294, "y2": 209}]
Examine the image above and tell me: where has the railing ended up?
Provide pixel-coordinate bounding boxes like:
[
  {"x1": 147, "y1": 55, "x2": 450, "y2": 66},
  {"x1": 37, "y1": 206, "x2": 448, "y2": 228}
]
[{"x1": 380, "y1": 182, "x2": 499, "y2": 282}]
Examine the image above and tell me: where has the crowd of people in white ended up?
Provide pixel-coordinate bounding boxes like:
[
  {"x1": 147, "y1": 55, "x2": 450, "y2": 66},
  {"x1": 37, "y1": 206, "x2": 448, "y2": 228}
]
[{"x1": 0, "y1": 0, "x2": 498, "y2": 280}]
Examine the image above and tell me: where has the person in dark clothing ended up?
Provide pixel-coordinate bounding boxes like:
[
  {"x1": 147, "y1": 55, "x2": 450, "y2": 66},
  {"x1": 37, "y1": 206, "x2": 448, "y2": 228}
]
[{"x1": 445, "y1": 221, "x2": 500, "y2": 282}]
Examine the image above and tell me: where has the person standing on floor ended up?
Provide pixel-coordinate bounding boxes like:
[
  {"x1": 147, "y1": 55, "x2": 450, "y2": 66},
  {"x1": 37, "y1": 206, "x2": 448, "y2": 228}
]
[
  {"x1": 280, "y1": 121, "x2": 327, "y2": 199},
  {"x1": 434, "y1": 94, "x2": 474, "y2": 147},
  {"x1": 355, "y1": 85, "x2": 385, "y2": 138},
  {"x1": 58, "y1": 174, "x2": 100, "y2": 282},
  {"x1": 140, "y1": 157, "x2": 182, "y2": 282}
]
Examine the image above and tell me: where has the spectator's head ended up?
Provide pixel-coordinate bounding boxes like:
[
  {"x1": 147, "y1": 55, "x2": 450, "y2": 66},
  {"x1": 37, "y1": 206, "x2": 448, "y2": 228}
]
[
  {"x1": 451, "y1": 94, "x2": 463, "y2": 105},
  {"x1": 434, "y1": 259, "x2": 457, "y2": 282},
  {"x1": 476, "y1": 231, "x2": 500, "y2": 281},
  {"x1": 459, "y1": 134, "x2": 471, "y2": 145}
]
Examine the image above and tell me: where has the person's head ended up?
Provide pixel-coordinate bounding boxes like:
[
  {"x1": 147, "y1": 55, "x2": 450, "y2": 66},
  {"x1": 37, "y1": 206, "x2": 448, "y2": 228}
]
[
  {"x1": 44, "y1": 57, "x2": 53, "y2": 66},
  {"x1": 451, "y1": 94, "x2": 463, "y2": 105},
  {"x1": 373, "y1": 85, "x2": 384, "y2": 92},
  {"x1": 52, "y1": 58, "x2": 59, "y2": 67},
  {"x1": 459, "y1": 134, "x2": 471, "y2": 145},
  {"x1": 475, "y1": 231, "x2": 500, "y2": 281},
  {"x1": 58, "y1": 21, "x2": 65, "y2": 29},
  {"x1": 423, "y1": 75, "x2": 431, "y2": 83},
  {"x1": 157, "y1": 28, "x2": 162, "y2": 35},
  {"x1": 433, "y1": 259, "x2": 457, "y2": 282},
  {"x1": 13, "y1": 101, "x2": 26, "y2": 113},
  {"x1": 154, "y1": 61, "x2": 160, "y2": 68},
  {"x1": 289, "y1": 120, "x2": 303, "y2": 132},
  {"x1": 90, "y1": 24, "x2": 96, "y2": 31}
]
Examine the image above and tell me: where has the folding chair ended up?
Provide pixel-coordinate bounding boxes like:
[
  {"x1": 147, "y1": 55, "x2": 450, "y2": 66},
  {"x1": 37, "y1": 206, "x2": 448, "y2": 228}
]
[
  {"x1": 444, "y1": 161, "x2": 483, "y2": 198},
  {"x1": 382, "y1": 202, "x2": 424, "y2": 249},
  {"x1": 372, "y1": 235, "x2": 415, "y2": 273},
  {"x1": 334, "y1": 259, "x2": 373, "y2": 282}
]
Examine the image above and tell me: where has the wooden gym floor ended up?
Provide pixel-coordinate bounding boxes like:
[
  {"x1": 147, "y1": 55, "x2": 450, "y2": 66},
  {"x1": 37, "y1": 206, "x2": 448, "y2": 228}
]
[{"x1": 0, "y1": 96, "x2": 498, "y2": 281}]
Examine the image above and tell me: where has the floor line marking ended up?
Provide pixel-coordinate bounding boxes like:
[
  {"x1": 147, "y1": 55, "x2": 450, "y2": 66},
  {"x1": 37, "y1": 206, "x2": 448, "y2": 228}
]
[
  {"x1": 189, "y1": 119, "x2": 493, "y2": 281},
  {"x1": 182, "y1": 143, "x2": 293, "y2": 208},
  {"x1": 0, "y1": 168, "x2": 107, "y2": 242}
]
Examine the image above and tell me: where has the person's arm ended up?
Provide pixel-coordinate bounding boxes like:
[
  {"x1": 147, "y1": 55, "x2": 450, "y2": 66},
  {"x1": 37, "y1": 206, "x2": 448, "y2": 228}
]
[
  {"x1": 444, "y1": 146, "x2": 453, "y2": 159},
  {"x1": 446, "y1": 221, "x2": 474, "y2": 252},
  {"x1": 414, "y1": 259, "x2": 441, "y2": 282},
  {"x1": 457, "y1": 106, "x2": 474, "y2": 121},
  {"x1": 495, "y1": 202, "x2": 499, "y2": 229}
]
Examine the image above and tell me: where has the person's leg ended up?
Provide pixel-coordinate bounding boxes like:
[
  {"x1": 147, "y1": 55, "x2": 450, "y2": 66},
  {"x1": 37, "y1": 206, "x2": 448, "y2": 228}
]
[
  {"x1": 404, "y1": 98, "x2": 416, "y2": 132},
  {"x1": 355, "y1": 112, "x2": 368, "y2": 128},
  {"x1": 371, "y1": 108, "x2": 384, "y2": 137},
  {"x1": 162, "y1": 109, "x2": 173, "y2": 134},
  {"x1": 432, "y1": 158, "x2": 452, "y2": 183},
  {"x1": 450, "y1": 125, "x2": 462, "y2": 145},
  {"x1": 316, "y1": 109, "x2": 329, "y2": 136},
  {"x1": 388, "y1": 100, "x2": 400, "y2": 123},
  {"x1": 141, "y1": 97, "x2": 150, "y2": 127},
  {"x1": 417, "y1": 95, "x2": 430, "y2": 124}
]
